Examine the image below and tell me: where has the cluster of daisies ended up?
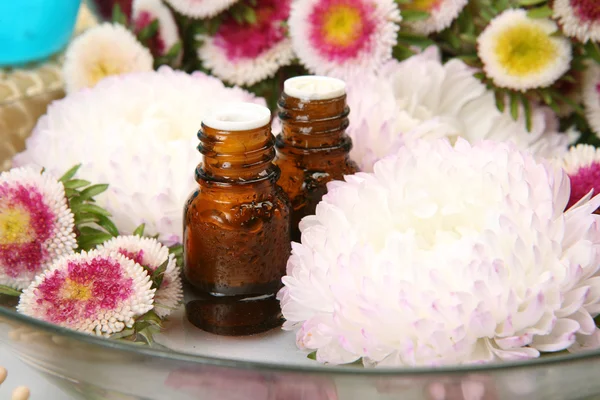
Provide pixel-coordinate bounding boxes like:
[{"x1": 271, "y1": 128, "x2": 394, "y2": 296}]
[{"x1": 0, "y1": 166, "x2": 183, "y2": 340}]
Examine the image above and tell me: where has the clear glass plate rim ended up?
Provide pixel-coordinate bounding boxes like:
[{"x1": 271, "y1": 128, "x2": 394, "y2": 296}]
[{"x1": 2, "y1": 306, "x2": 599, "y2": 376}]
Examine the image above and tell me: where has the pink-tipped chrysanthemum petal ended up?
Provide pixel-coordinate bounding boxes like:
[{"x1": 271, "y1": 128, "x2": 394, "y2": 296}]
[
  {"x1": 0, "y1": 167, "x2": 76, "y2": 290},
  {"x1": 164, "y1": 0, "x2": 239, "y2": 18},
  {"x1": 133, "y1": 0, "x2": 180, "y2": 57},
  {"x1": 553, "y1": 0, "x2": 600, "y2": 43},
  {"x1": 289, "y1": 0, "x2": 401, "y2": 79},
  {"x1": 583, "y1": 62, "x2": 600, "y2": 137},
  {"x1": 97, "y1": 235, "x2": 182, "y2": 318},
  {"x1": 17, "y1": 250, "x2": 155, "y2": 336},
  {"x1": 402, "y1": 0, "x2": 468, "y2": 35},
  {"x1": 198, "y1": 0, "x2": 294, "y2": 86}
]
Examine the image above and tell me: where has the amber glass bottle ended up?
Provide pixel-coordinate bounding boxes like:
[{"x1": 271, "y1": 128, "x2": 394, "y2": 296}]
[
  {"x1": 274, "y1": 76, "x2": 359, "y2": 242},
  {"x1": 183, "y1": 103, "x2": 291, "y2": 336}
]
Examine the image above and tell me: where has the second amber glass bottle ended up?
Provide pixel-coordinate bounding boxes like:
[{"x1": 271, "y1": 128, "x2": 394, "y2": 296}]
[
  {"x1": 274, "y1": 76, "x2": 359, "y2": 242},
  {"x1": 183, "y1": 103, "x2": 291, "y2": 336}
]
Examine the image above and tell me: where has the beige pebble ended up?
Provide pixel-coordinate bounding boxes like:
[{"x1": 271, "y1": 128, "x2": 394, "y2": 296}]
[
  {"x1": 11, "y1": 386, "x2": 30, "y2": 400},
  {"x1": 0, "y1": 366, "x2": 6, "y2": 384}
]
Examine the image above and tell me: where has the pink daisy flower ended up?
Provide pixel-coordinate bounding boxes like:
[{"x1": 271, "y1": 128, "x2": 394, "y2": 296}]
[
  {"x1": 583, "y1": 62, "x2": 600, "y2": 137},
  {"x1": 17, "y1": 250, "x2": 155, "y2": 336},
  {"x1": 402, "y1": 0, "x2": 468, "y2": 35},
  {"x1": 133, "y1": 0, "x2": 181, "y2": 57},
  {"x1": 558, "y1": 144, "x2": 600, "y2": 211},
  {"x1": 0, "y1": 167, "x2": 76, "y2": 290},
  {"x1": 288, "y1": 0, "x2": 401, "y2": 79},
  {"x1": 97, "y1": 235, "x2": 182, "y2": 318},
  {"x1": 164, "y1": 0, "x2": 239, "y2": 19},
  {"x1": 553, "y1": 0, "x2": 600, "y2": 43},
  {"x1": 198, "y1": 0, "x2": 294, "y2": 86}
]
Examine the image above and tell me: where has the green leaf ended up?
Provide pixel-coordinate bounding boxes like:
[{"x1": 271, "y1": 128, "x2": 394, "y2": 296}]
[
  {"x1": 138, "y1": 20, "x2": 159, "y2": 41},
  {"x1": 59, "y1": 164, "x2": 82, "y2": 183},
  {"x1": 518, "y1": 0, "x2": 547, "y2": 5},
  {"x1": 133, "y1": 223, "x2": 146, "y2": 237},
  {"x1": 79, "y1": 184, "x2": 109, "y2": 200},
  {"x1": 64, "y1": 188, "x2": 80, "y2": 198},
  {"x1": 169, "y1": 244, "x2": 183, "y2": 255},
  {"x1": 526, "y1": 5, "x2": 553, "y2": 18},
  {"x1": 585, "y1": 42, "x2": 600, "y2": 63},
  {"x1": 522, "y1": 96, "x2": 532, "y2": 132},
  {"x1": 110, "y1": 328, "x2": 135, "y2": 340},
  {"x1": 495, "y1": 91, "x2": 506, "y2": 113},
  {"x1": 0, "y1": 285, "x2": 22, "y2": 297},
  {"x1": 152, "y1": 260, "x2": 169, "y2": 289},
  {"x1": 72, "y1": 203, "x2": 112, "y2": 217},
  {"x1": 74, "y1": 213, "x2": 101, "y2": 225},
  {"x1": 397, "y1": 31, "x2": 435, "y2": 48},
  {"x1": 400, "y1": 10, "x2": 430, "y2": 22},
  {"x1": 307, "y1": 351, "x2": 317, "y2": 360},
  {"x1": 63, "y1": 179, "x2": 91, "y2": 189},
  {"x1": 165, "y1": 41, "x2": 182, "y2": 59},
  {"x1": 96, "y1": 215, "x2": 120, "y2": 237},
  {"x1": 510, "y1": 93, "x2": 520, "y2": 121},
  {"x1": 244, "y1": 7, "x2": 257, "y2": 24},
  {"x1": 78, "y1": 232, "x2": 115, "y2": 250},
  {"x1": 112, "y1": 3, "x2": 128, "y2": 26},
  {"x1": 78, "y1": 226, "x2": 105, "y2": 236}
]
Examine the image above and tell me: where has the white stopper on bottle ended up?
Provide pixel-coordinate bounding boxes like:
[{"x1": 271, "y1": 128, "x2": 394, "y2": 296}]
[
  {"x1": 203, "y1": 102, "x2": 271, "y2": 131},
  {"x1": 284, "y1": 76, "x2": 346, "y2": 101}
]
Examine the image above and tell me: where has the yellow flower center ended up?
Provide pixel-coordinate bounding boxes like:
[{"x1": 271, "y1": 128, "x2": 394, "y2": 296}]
[
  {"x1": 0, "y1": 207, "x2": 33, "y2": 245},
  {"x1": 88, "y1": 60, "x2": 123, "y2": 88},
  {"x1": 403, "y1": 0, "x2": 441, "y2": 12},
  {"x1": 60, "y1": 279, "x2": 92, "y2": 301},
  {"x1": 494, "y1": 22, "x2": 557, "y2": 77},
  {"x1": 322, "y1": 5, "x2": 363, "y2": 47}
]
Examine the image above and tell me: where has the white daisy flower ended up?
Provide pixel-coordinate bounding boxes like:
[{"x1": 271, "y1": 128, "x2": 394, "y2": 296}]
[
  {"x1": 13, "y1": 67, "x2": 266, "y2": 245},
  {"x1": 97, "y1": 235, "x2": 182, "y2": 318},
  {"x1": 0, "y1": 167, "x2": 76, "y2": 290},
  {"x1": 288, "y1": 0, "x2": 401, "y2": 79},
  {"x1": 402, "y1": 0, "x2": 468, "y2": 35},
  {"x1": 279, "y1": 138, "x2": 600, "y2": 366},
  {"x1": 553, "y1": 0, "x2": 600, "y2": 43},
  {"x1": 133, "y1": 0, "x2": 180, "y2": 57},
  {"x1": 63, "y1": 23, "x2": 154, "y2": 93},
  {"x1": 18, "y1": 250, "x2": 155, "y2": 337},
  {"x1": 477, "y1": 9, "x2": 572, "y2": 91},
  {"x1": 198, "y1": 0, "x2": 294, "y2": 86},
  {"x1": 583, "y1": 62, "x2": 600, "y2": 137},
  {"x1": 164, "y1": 0, "x2": 239, "y2": 18}
]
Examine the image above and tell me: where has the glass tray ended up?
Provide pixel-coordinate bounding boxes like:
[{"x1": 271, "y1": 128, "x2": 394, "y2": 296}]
[{"x1": 3, "y1": 131, "x2": 600, "y2": 400}]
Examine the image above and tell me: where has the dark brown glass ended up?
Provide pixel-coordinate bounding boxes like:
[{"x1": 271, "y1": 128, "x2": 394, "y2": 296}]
[
  {"x1": 183, "y1": 121, "x2": 291, "y2": 336},
  {"x1": 274, "y1": 92, "x2": 359, "y2": 242}
]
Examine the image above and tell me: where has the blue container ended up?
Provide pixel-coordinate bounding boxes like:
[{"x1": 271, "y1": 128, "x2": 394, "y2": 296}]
[{"x1": 0, "y1": 0, "x2": 81, "y2": 67}]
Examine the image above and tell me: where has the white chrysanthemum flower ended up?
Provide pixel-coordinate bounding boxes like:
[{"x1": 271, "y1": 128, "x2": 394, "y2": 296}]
[
  {"x1": 477, "y1": 9, "x2": 572, "y2": 91},
  {"x1": 583, "y1": 62, "x2": 600, "y2": 137},
  {"x1": 345, "y1": 47, "x2": 570, "y2": 171},
  {"x1": 133, "y1": 0, "x2": 180, "y2": 56},
  {"x1": 402, "y1": 0, "x2": 468, "y2": 35},
  {"x1": 279, "y1": 138, "x2": 600, "y2": 367},
  {"x1": 0, "y1": 167, "x2": 77, "y2": 290},
  {"x1": 63, "y1": 23, "x2": 154, "y2": 93},
  {"x1": 164, "y1": 0, "x2": 239, "y2": 18},
  {"x1": 18, "y1": 250, "x2": 155, "y2": 337},
  {"x1": 553, "y1": 0, "x2": 600, "y2": 43},
  {"x1": 554, "y1": 144, "x2": 600, "y2": 210},
  {"x1": 13, "y1": 67, "x2": 265, "y2": 246},
  {"x1": 97, "y1": 235, "x2": 182, "y2": 318},
  {"x1": 198, "y1": 0, "x2": 293, "y2": 86},
  {"x1": 289, "y1": 0, "x2": 401, "y2": 79}
]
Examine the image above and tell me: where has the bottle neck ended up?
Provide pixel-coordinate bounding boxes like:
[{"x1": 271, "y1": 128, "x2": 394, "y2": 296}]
[
  {"x1": 277, "y1": 93, "x2": 351, "y2": 151},
  {"x1": 197, "y1": 123, "x2": 279, "y2": 184}
]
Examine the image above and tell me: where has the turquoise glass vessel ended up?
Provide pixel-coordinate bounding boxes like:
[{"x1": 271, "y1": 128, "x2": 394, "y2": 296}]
[{"x1": 0, "y1": 0, "x2": 81, "y2": 67}]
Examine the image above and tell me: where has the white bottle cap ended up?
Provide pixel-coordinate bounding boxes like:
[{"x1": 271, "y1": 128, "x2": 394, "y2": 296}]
[
  {"x1": 284, "y1": 76, "x2": 346, "y2": 101},
  {"x1": 203, "y1": 103, "x2": 271, "y2": 131}
]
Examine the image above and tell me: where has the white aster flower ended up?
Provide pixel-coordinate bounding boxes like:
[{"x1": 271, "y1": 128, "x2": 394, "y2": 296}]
[
  {"x1": 553, "y1": 0, "x2": 600, "y2": 43},
  {"x1": 279, "y1": 138, "x2": 600, "y2": 367},
  {"x1": 402, "y1": 0, "x2": 468, "y2": 35},
  {"x1": 133, "y1": 0, "x2": 180, "y2": 57},
  {"x1": 13, "y1": 67, "x2": 266, "y2": 245},
  {"x1": 97, "y1": 235, "x2": 182, "y2": 318},
  {"x1": 198, "y1": 0, "x2": 294, "y2": 86},
  {"x1": 164, "y1": 0, "x2": 239, "y2": 18},
  {"x1": 583, "y1": 62, "x2": 600, "y2": 137},
  {"x1": 345, "y1": 47, "x2": 569, "y2": 171},
  {"x1": 63, "y1": 23, "x2": 154, "y2": 93},
  {"x1": 477, "y1": 9, "x2": 572, "y2": 91},
  {"x1": 18, "y1": 250, "x2": 155, "y2": 337},
  {"x1": 288, "y1": 0, "x2": 401, "y2": 79},
  {"x1": 0, "y1": 167, "x2": 76, "y2": 290}
]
